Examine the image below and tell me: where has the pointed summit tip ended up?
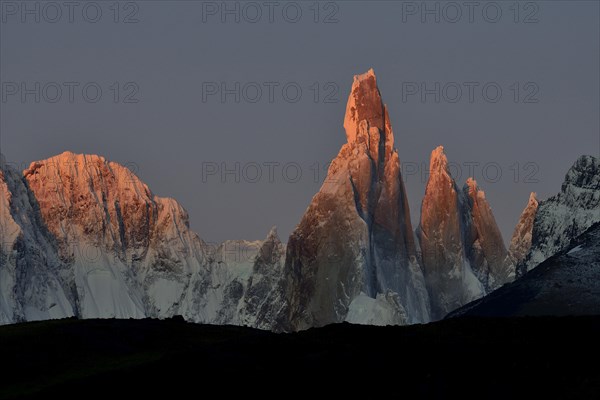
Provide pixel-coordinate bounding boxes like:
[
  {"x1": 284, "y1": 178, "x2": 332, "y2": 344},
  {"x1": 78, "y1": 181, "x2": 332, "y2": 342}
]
[
  {"x1": 429, "y1": 146, "x2": 449, "y2": 173},
  {"x1": 465, "y1": 177, "x2": 486, "y2": 198},
  {"x1": 529, "y1": 192, "x2": 538, "y2": 202},
  {"x1": 466, "y1": 177, "x2": 477, "y2": 188},
  {"x1": 344, "y1": 69, "x2": 384, "y2": 144},
  {"x1": 354, "y1": 68, "x2": 377, "y2": 83},
  {"x1": 563, "y1": 154, "x2": 600, "y2": 189},
  {"x1": 574, "y1": 154, "x2": 598, "y2": 165},
  {"x1": 266, "y1": 226, "x2": 279, "y2": 241}
]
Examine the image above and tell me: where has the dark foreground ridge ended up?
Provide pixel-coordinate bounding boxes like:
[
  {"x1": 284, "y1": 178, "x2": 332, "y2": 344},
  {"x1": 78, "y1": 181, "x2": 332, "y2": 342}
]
[
  {"x1": 1, "y1": 316, "x2": 599, "y2": 398},
  {"x1": 448, "y1": 222, "x2": 600, "y2": 319}
]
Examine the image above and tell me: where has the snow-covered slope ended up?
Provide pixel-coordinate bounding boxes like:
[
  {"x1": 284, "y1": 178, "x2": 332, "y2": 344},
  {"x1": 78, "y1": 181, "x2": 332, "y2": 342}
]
[
  {"x1": 238, "y1": 227, "x2": 287, "y2": 329},
  {"x1": 279, "y1": 69, "x2": 430, "y2": 330},
  {"x1": 417, "y1": 148, "x2": 514, "y2": 320},
  {"x1": 448, "y1": 222, "x2": 600, "y2": 318},
  {"x1": 0, "y1": 161, "x2": 74, "y2": 323},
  {"x1": 23, "y1": 152, "x2": 195, "y2": 319},
  {"x1": 521, "y1": 156, "x2": 600, "y2": 273},
  {"x1": 345, "y1": 291, "x2": 408, "y2": 326},
  {"x1": 509, "y1": 192, "x2": 538, "y2": 265}
]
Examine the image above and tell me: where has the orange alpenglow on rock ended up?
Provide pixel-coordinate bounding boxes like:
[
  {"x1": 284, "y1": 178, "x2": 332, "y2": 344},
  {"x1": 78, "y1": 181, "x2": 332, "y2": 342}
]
[
  {"x1": 509, "y1": 192, "x2": 538, "y2": 265},
  {"x1": 418, "y1": 147, "x2": 515, "y2": 320},
  {"x1": 280, "y1": 69, "x2": 431, "y2": 330}
]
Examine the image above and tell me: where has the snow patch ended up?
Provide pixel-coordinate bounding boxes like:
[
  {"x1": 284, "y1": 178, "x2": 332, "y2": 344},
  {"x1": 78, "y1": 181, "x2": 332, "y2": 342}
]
[
  {"x1": 567, "y1": 245, "x2": 584, "y2": 255},
  {"x1": 345, "y1": 292, "x2": 407, "y2": 326}
]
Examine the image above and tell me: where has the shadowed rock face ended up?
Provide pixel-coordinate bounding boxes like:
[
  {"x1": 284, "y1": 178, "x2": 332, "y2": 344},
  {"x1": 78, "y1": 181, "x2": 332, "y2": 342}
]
[
  {"x1": 463, "y1": 178, "x2": 515, "y2": 289},
  {"x1": 509, "y1": 193, "x2": 538, "y2": 265},
  {"x1": 521, "y1": 155, "x2": 600, "y2": 274},
  {"x1": 280, "y1": 69, "x2": 430, "y2": 330},
  {"x1": 418, "y1": 148, "x2": 514, "y2": 320},
  {"x1": 0, "y1": 162, "x2": 74, "y2": 324},
  {"x1": 239, "y1": 227, "x2": 286, "y2": 330}
]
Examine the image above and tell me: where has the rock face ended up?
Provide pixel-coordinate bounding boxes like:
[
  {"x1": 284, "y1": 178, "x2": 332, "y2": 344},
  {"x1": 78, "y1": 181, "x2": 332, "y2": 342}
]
[
  {"x1": 239, "y1": 227, "x2": 286, "y2": 330},
  {"x1": 521, "y1": 156, "x2": 600, "y2": 274},
  {"x1": 448, "y1": 222, "x2": 600, "y2": 318},
  {"x1": 0, "y1": 151, "x2": 282, "y2": 326},
  {"x1": 509, "y1": 193, "x2": 538, "y2": 265},
  {"x1": 463, "y1": 178, "x2": 515, "y2": 289},
  {"x1": 417, "y1": 147, "x2": 514, "y2": 320},
  {"x1": 23, "y1": 152, "x2": 197, "y2": 319},
  {"x1": 417, "y1": 147, "x2": 484, "y2": 320},
  {"x1": 279, "y1": 69, "x2": 430, "y2": 330},
  {"x1": 0, "y1": 161, "x2": 74, "y2": 323}
]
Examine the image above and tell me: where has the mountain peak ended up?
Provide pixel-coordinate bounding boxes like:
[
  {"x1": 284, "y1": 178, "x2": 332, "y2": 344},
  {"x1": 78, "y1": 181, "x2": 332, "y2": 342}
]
[
  {"x1": 465, "y1": 178, "x2": 486, "y2": 199},
  {"x1": 419, "y1": 145, "x2": 515, "y2": 318},
  {"x1": 523, "y1": 155, "x2": 600, "y2": 273},
  {"x1": 51, "y1": 151, "x2": 104, "y2": 163},
  {"x1": 280, "y1": 69, "x2": 430, "y2": 329},
  {"x1": 343, "y1": 69, "x2": 385, "y2": 144},
  {"x1": 355, "y1": 68, "x2": 377, "y2": 82},
  {"x1": 24, "y1": 152, "x2": 106, "y2": 177},
  {"x1": 528, "y1": 192, "x2": 538, "y2": 205},
  {"x1": 466, "y1": 177, "x2": 477, "y2": 190},
  {"x1": 563, "y1": 155, "x2": 599, "y2": 190},
  {"x1": 23, "y1": 152, "x2": 149, "y2": 197},
  {"x1": 429, "y1": 146, "x2": 450, "y2": 176},
  {"x1": 266, "y1": 226, "x2": 279, "y2": 242},
  {"x1": 510, "y1": 191, "x2": 540, "y2": 265}
]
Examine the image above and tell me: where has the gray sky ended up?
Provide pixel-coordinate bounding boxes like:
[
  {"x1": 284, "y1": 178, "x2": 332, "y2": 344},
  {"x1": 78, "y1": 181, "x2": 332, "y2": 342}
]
[{"x1": 1, "y1": 1, "x2": 599, "y2": 244}]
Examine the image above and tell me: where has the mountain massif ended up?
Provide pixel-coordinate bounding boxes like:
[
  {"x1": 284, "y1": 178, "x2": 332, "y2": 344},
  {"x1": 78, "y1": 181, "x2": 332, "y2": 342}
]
[
  {"x1": 1, "y1": 70, "x2": 598, "y2": 329},
  {"x1": 1, "y1": 152, "x2": 280, "y2": 326}
]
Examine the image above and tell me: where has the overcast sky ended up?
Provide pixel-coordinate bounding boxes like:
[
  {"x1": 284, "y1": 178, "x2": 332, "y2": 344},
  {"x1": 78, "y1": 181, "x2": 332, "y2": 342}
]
[{"x1": 1, "y1": 1, "x2": 598, "y2": 244}]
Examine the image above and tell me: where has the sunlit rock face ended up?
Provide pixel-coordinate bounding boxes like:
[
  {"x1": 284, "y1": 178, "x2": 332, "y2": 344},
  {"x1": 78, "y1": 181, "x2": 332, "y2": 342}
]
[
  {"x1": 279, "y1": 69, "x2": 431, "y2": 330},
  {"x1": 417, "y1": 147, "x2": 481, "y2": 320},
  {"x1": 509, "y1": 193, "x2": 538, "y2": 265},
  {"x1": 23, "y1": 152, "x2": 203, "y2": 319},
  {"x1": 18, "y1": 151, "x2": 275, "y2": 325},
  {"x1": 418, "y1": 147, "x2": 514, "y2": 320},
  {"x1": 520, "y1": 155, "x2": 600, "y2": 274}
]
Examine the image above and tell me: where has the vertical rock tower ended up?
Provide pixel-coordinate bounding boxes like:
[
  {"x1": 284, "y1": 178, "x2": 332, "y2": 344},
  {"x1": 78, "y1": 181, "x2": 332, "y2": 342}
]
[{"x1": 282, "y1": 69, "x2": 430, "y2": 329}]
